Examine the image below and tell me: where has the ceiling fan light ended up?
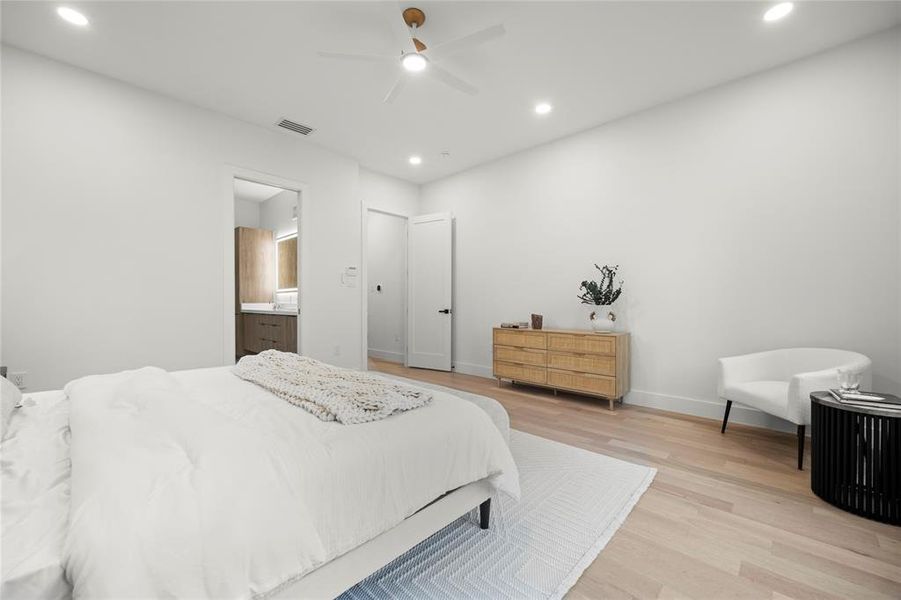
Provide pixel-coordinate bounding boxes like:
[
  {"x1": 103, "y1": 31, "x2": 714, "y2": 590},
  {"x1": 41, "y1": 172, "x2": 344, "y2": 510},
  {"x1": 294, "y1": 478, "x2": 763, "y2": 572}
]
[
  {"x1": 57, "y1": 6, "x2": 89, "y2": 26},
  {"x1": 534, "y1": 102, "x2": 553, "y2": 115},
  {"x1": 408, "y1": 155, "x2": 422, "y2": 165},
  {"x1": 401, "y1": 53, "x2": 428, "y2": 73},
  {"x1": 763, "y1": 2, "x2": 794, "y2": 22}
]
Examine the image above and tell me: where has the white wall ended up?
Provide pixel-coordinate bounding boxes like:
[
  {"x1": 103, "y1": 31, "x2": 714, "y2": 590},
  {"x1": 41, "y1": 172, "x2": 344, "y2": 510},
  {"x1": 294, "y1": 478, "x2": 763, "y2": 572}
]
[
  {"x1": 1, "y1": 46, "x2": 365, "y2": 391},
  {"x1": 234, "y1": 198, "x2": 261, "y2": 228},
  {"x1": 367, "y1": 212, "x2": 406, "y2": 362},
  {"x1": 360, "y1": 168, "x2": 420, "y2": 217},
  {"x1": 420, "y1": 30, "x2": 901, "y2": 429},
  {"x1": 260, "y1": 190, "x2": 298, "y2": 239}
]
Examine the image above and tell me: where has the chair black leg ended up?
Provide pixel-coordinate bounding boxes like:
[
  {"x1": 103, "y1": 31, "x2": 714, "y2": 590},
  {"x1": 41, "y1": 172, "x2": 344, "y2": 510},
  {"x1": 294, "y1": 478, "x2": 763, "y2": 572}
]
[
  {"x1": 797, "y1": 425, "x2": 806, "y2": 470},
  {"x1": 721, "y1": 400, "x2": 733, "y2": 434},
  {"x1": 479, "y1": 498, "x2": 491, "y2": 530}
]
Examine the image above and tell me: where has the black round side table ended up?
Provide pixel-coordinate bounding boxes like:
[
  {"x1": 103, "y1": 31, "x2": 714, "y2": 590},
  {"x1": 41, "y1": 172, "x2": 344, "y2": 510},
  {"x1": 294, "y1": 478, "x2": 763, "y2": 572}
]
[{"x1": 810, "y1": 392, "x2": 900, "y2": 525}]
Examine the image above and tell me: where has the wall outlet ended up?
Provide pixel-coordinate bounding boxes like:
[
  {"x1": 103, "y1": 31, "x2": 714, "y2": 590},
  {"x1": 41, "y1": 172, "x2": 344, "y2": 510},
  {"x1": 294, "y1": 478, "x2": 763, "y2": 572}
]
[{"x1": 10, "y1": 371, "x2": 26, "y2": 390}]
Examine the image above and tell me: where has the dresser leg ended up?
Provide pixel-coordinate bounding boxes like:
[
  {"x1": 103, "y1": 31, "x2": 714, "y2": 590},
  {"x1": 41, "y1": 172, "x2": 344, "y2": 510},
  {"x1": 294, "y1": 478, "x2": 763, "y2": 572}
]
[
  {"x1": 608, "y1": 397, "x2": 614, "y2": 411},
  {"x1": 497, "y1": 378, "x2": 501, "y2": 387}
]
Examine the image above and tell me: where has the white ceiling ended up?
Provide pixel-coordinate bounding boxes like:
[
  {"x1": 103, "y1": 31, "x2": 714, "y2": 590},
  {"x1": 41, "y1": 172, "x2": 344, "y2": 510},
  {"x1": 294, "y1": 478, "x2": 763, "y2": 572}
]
[
  {"x1": 233, "y1": 178, "x2": 286, "y2": 204},
  {"x1": 2, "y1": 2, "x2": 899, "y2": 184}
]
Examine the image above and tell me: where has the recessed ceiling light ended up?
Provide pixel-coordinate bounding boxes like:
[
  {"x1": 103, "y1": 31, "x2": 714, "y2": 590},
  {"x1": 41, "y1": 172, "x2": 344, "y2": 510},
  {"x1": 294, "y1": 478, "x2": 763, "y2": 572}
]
[
  {"x1": 57, "y1": 6, "x2": 89, "y2": 26},
  {"x1": 408, "y1": 155, "x2": 422, "y2": 166},
  {"x1": 401, "y1": 53, "x2": 427, "y2": 73},
  {"x1": 534, "y1": 102, "x2": 552, "y2": 115},
  {"x1": 763, "y1": 2, "x2": 794, "y2": 22}
]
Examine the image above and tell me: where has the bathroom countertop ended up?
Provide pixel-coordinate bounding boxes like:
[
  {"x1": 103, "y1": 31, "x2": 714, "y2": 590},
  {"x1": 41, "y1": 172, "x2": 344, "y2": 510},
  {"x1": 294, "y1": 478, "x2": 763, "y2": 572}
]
[{"x1": 241, "y1": 309, "x2": 297, "y2": 316}]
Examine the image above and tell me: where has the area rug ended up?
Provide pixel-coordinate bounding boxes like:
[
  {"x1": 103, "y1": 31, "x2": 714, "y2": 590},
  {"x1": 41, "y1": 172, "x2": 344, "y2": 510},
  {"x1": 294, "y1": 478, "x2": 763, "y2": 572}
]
[{"x1": 341, "y1": 430, "x2": 656, "y2": 600}]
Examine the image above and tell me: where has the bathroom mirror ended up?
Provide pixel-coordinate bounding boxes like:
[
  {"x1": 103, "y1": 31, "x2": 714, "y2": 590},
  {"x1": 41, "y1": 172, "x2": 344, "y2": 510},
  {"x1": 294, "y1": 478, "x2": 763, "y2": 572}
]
[{"x1": 276, "y1": 235, "x2": 297, "y2": 291}]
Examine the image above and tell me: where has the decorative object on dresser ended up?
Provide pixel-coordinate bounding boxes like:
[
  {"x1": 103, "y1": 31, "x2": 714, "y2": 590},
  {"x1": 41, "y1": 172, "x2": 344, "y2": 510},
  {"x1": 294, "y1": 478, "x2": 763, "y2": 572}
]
[
  {"x1": 530, "y1": 313, "x2": 543, "y2": 330},
  {"x1": 492, "y1": 327, "x2": 630, "y2": 411},
  {"x1": 810, "y1": 391, "x2": 900, "y2": 525},
  {"x1": 578, "y1": 264, "x2": 623, "y2": 332}
]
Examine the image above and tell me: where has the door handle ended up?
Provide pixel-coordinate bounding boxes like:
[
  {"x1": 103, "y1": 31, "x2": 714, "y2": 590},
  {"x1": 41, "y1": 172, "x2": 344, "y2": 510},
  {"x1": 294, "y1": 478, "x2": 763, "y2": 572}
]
[{"x1": 438, "y1": 309, "x2": 451, "y2": 314}]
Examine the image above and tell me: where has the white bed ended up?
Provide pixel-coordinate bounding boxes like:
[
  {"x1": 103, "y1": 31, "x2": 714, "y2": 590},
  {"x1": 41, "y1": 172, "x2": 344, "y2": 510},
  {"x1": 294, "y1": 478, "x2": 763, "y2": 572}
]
[{"x1": 1, "y1": 365, "x2": 518, "y2": 599}]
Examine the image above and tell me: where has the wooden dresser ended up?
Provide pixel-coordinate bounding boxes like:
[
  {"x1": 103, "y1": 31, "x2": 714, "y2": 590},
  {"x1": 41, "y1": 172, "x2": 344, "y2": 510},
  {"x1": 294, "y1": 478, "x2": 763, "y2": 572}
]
[{"x1": 492, "y1": 327, "x2": 630, "y2": 410}]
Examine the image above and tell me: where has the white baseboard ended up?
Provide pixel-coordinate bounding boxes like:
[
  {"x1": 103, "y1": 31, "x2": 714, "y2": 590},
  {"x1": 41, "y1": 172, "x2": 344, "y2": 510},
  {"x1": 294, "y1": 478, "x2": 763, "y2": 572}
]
[
  {"x1": 451, "y1": 361, "x2": 796, "y2": 434},
  {"x1": 453, "y1": 361, "x2": 494, "y2": 379},
  {"x1": 624, "y1": 389, "x2": 796, "y2": 433},
  {"x1": 368, "y1": 349, "x2": 404, "y2": 363}
]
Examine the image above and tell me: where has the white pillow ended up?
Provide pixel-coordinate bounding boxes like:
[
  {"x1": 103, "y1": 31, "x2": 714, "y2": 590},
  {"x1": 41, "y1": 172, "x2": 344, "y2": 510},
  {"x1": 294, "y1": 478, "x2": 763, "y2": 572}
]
[{"x1": 1, "y1": 376, "x2": 22, "y2": 440}]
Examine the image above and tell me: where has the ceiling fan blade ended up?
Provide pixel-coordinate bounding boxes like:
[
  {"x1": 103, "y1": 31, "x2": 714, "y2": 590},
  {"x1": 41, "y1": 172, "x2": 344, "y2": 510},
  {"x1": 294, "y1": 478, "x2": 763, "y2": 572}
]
[
  {"x1": 382, "y1": 1, "x2": 417, "y2": 54},
  {"x1": 383, "y1": 76, "x2": 408, "y2": 104},
  {"x1": 317, "y1": 51, "x2": 393, "y2": 63},
  {"x1": 426, "y1": 24, "x2": 506, "y2": 61},
  {"x1": 428, "y1": 63, "x2": 478, "y2": 96}
]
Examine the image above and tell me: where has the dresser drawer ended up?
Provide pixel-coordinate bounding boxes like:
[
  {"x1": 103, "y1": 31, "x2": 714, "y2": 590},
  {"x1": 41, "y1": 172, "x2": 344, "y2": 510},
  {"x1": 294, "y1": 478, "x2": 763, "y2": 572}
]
[
  {"x1": 493, "y1": 329, "x2": 546, "y2": 350},
  {"x1": 547, "y1": 333, "x2": 615, "y2": 355},
  {"x1": 547, "y1": 368, "x2": 616, "y2": 397},
  {"x1": 494, "y1": 361, "x2": 547, "y2": 385},
  {"x1": 548, "y1": 352, "x2": 615, "y2": 376},
  {"x1": 494, "y1": 345, "x2": 547, "y2": 367}
]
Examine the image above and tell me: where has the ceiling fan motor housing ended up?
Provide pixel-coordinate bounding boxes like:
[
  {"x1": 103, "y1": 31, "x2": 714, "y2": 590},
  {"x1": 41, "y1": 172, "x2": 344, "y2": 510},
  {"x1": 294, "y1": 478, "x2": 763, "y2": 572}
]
[
  {"x1": 402, "y1": 7, "x2": 426, "y2": 28},
  {"x1": 403, "y1": 8, "x2": 427, "y2": 52}
]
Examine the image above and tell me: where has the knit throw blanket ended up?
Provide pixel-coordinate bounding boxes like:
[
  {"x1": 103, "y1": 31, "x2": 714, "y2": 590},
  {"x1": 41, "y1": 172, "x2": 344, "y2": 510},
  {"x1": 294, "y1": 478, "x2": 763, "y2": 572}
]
[{"x1": 233, "y1": 351, "x2": 432, "y2": 424}]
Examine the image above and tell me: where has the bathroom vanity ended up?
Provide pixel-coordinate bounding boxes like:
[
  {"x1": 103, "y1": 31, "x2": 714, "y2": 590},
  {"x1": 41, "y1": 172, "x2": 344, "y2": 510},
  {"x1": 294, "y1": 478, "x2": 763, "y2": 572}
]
[{"x1": 241, "y1": 311, "x2": 297, "y2": 354}]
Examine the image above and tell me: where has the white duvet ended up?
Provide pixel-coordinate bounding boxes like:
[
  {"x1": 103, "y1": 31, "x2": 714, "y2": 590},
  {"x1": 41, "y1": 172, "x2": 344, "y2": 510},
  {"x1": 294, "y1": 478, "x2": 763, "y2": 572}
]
[
  {"x1": 62, "y1": 366, "x2": 518, "y2": 599},
  {"x1": 1, "y1": 391, "x2": 71, "y2": 600}
]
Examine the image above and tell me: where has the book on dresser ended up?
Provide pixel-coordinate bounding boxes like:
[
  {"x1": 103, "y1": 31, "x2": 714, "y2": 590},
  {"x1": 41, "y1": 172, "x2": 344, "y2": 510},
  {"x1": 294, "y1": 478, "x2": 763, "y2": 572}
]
[{"x1": 492, "y1": 327, "x2": 630, "y2": 411}]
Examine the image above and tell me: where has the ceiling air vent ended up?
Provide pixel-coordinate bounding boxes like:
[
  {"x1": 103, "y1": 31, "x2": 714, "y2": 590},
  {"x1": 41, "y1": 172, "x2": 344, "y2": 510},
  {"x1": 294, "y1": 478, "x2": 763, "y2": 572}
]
[{"x1": 276, "y1": 118, "x2": 314, "y2": 136}]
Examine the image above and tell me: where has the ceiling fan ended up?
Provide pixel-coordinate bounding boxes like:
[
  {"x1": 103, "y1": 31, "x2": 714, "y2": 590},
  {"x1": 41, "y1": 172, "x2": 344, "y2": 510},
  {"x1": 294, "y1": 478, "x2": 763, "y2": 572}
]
[{"x1": 317, "y1": 4, "x2": 505, "y2": 103}]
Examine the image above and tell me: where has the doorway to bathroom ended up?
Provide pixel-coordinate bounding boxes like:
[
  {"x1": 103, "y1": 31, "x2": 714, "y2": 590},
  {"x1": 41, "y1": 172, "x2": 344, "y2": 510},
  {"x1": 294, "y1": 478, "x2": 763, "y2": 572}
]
[{"x1": 233, "y1": 177, "x2": 300, "y2": 362}]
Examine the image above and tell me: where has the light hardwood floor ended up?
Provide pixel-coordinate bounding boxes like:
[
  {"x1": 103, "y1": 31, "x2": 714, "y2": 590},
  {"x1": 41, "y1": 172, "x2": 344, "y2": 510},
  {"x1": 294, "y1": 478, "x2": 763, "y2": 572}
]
[{"x1": 369, "y1": 358, "x2": 901, "y2": 600}]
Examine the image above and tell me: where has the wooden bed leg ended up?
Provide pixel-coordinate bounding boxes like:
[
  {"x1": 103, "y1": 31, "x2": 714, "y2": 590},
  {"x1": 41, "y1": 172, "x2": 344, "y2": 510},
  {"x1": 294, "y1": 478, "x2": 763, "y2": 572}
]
[{"x1": 479, "y1": 498, "x2": 491, "y2": 530}]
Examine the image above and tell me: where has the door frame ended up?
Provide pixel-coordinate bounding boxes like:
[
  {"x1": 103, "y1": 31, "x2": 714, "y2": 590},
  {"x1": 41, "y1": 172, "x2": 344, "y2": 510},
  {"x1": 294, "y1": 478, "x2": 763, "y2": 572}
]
[
  {"x1": 222, "y1": 165, "x2": 307, "y2": 365},
  {"x1": 360, "y1": 204, "x2": 409, "y2": 370}
]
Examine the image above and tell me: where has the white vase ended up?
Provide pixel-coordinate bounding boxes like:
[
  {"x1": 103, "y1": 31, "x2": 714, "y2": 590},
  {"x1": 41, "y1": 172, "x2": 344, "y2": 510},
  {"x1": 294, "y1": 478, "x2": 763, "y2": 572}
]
[{"x1": 583, "y1": 304, "x2": 616, "y2": 332}]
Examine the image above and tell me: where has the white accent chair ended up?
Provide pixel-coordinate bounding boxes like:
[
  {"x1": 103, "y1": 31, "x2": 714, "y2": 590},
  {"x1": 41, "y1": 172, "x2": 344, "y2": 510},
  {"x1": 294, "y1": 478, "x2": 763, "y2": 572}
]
[{"x1": 717, "y1": 348, "x2": 872, "y2": 470}]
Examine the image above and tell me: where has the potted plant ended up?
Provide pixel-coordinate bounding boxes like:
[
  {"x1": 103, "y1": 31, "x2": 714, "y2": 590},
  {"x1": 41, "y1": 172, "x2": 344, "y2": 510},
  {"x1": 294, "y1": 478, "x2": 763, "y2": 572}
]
[{"x1": 578, "y1": 264, "x2": 623, "y2": 332}]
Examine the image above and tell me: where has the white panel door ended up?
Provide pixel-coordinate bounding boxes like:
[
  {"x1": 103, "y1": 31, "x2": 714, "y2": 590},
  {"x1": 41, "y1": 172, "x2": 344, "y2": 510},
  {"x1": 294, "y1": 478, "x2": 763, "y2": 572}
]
[{"x1": 407, "y1": 213, "x2": 453, "y2": 371}]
